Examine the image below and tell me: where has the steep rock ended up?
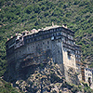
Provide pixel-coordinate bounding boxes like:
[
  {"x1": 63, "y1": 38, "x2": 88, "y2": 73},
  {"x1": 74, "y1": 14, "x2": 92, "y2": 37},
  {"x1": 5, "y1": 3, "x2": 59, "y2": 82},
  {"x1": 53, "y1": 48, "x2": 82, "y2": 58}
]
[{"x1": 4, "y1": 59, "x2": 80, "y2": 93}]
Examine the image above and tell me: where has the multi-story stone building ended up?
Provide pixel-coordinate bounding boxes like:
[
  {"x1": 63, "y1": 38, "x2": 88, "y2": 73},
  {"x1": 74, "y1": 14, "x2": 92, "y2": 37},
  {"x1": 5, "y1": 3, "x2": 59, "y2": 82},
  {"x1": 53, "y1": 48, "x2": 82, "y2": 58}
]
[
  {"x1": 81, "y1": 67, "x2": 92, "y2": 86},
  {"x1": 5, "y1": 24, "x2": 81, "y2": 83}
]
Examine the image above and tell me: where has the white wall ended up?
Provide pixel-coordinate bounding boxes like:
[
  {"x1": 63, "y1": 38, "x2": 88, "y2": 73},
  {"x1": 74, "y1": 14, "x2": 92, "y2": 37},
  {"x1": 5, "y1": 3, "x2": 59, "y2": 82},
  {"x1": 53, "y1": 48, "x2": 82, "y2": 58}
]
[
  {"x1": 84, "y1": 68, "x2": 92, "y2": 83},
  {"x1": 63, "y1": 47, "x2": 76, "y2": 70}
]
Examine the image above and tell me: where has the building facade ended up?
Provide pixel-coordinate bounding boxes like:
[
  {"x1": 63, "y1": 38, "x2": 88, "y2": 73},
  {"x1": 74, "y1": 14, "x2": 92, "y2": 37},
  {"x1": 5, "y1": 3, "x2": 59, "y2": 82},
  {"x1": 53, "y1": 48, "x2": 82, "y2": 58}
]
[
  {"x1": 81, "y1": 67, "x2": 92, "y2": 86},
  {"x1": 5, "y1": 25, "x2": 81, "y2": 82}
]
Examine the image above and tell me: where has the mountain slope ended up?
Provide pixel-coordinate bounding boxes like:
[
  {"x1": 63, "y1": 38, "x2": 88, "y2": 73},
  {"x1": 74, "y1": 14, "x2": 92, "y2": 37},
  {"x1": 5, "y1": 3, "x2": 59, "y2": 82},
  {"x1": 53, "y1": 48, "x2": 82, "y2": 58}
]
[{"x1": 0, "y1": 0, "x2": 93, "y2": 76}]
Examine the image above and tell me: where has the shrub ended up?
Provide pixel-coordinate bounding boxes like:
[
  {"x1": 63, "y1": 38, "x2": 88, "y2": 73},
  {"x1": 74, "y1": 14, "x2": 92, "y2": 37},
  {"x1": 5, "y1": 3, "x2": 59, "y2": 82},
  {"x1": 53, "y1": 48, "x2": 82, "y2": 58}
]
[
  {"x1": 71, "y1": 87, "x2": 79, "y2": 93},
  {"x1": 24, "y1": 5, "x2": 33, "y2": 14},
  {"x1": 40, "y1": 63, "x2": 44, "y2": 68}
]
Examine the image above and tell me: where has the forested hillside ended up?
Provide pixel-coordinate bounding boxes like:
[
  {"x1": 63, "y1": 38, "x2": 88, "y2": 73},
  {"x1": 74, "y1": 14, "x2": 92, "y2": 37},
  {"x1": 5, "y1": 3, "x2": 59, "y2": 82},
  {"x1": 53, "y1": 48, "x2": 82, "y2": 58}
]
[{"x1": 0, "y1": 0, "x2": 93, "y2": 77}]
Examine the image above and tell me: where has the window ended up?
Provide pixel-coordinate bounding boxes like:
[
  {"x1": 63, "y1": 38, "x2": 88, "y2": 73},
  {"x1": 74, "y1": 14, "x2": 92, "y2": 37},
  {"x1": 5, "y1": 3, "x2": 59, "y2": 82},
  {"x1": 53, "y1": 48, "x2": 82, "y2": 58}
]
[
  {"x1": 63, "y1": 32, "x2": 66, "y2": 36},
  {"x1": 67, "y1": 51, "x2": 71, "y2": 56},
  {"x1": 67, "y1": 51, "x2": 71, "y2": 59},
  {"x1": 58, "y1": 33, "x2": 60, "y2": 35},
  {"x1": 28, "y1": 47, "x2": 30, "y2": 51},
  {"x1": 30, "y1": 39, "x2": 31, "y2": 42},
  {"x1": 47, "y1": 41, "x2": 49, "y2": 44},
  {"x1": 65, "y1": 37, "x2": 68, "y2": 41},
  {"x1": 62, "y1": 37, "x2": 65, "y2": 41},
  {"x1": 52, "y1": 33, "x2": 54, "y2": 36},
  {"x1": 57, "y1": 29, "x2": 59, "y2": 31},
  {"x1": 50, "y1": 29, "x2": 53, "y2": 32},
  {"x1": 16, "y1": 40, "x2": 20, "y2": 44},
  {"x1": 53, "y1": 59, "x2": 55, "y2": 62},
  {"x1": 58, "y1": 50, "x2": 60, "y2": 53},
  {"x1": 47, "y1": 46, "x2": 49, "y2": 48},
  {"x1": 60, "y1": 32, "x2": 62, "y2": 35},
  {"x1": 20, "y1": 37, "x2": 22, "y2": 39},
  {"x1": 23, "y1": 33, "x2": 25, "y2": 35},
  {"x1": 58, "y1": 40, "x2": 60, "y2": 42}
]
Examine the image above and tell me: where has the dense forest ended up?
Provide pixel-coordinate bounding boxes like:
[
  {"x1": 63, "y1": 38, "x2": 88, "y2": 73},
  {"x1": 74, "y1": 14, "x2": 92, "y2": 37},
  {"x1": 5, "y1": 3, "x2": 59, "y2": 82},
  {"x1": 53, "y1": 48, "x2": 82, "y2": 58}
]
[{"x1": 0, "y1": 0, "x2": 93, "y2": 78}]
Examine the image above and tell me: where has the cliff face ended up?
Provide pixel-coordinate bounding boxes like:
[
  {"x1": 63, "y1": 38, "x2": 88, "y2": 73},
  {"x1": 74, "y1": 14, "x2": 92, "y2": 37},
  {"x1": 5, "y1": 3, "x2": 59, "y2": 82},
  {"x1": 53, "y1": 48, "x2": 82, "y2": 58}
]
[{"x1": 4, "y1": 59, "x2": 80, "y2": 93}]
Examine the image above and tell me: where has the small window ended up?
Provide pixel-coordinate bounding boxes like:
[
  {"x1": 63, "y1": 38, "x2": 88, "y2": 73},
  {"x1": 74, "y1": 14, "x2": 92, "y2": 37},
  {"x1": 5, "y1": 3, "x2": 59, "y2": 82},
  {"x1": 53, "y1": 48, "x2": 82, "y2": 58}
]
[
  {"x1": 28, "y1": 47, "x2": 29, "y2": 51},
  {"x1": 47, "y1": 41, "x2": 49, "y2": 44},
  {"x1": 23, "y1": 33, "x2": 25, "y2": 35},
  {"x1": 20, "y1": 37, "x2": 22, "y2": 39},
  {"x1": 57, "y1": 33, "x2": 59, "y2": 35},
  {"x1": 16, "y1": 40, "x2": 20, "y2": 44},
  {"x1": 58, "y1": 40, "x2": 60, "y2": 42},
  {"x1": 67, "y1": 51, "x2": 71, "y2": 56},
  {"x1": 65, "y1": 38, "x2": 68, "y2": 41},
  {"x1": 58, "y1": 50, "x2": 60, "y2": 53},
  {"x1": 47, "y1": 46, "x2": 49, "y2": 48}
]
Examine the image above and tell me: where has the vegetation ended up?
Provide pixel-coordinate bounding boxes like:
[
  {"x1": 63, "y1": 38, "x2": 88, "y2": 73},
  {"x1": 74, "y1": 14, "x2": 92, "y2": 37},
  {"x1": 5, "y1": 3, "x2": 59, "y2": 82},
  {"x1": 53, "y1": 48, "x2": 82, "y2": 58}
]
[
  {"x1": 62, "y1": 82, "x2": 93, "y2": 93},
  {"x1": 0, "y1": 0, "x2": 93, "y2": 76},
  {"x1": 0, "y1": 78, "x2": 21, "y2": 93},
  {"x1": 82, "y1": 82, "x2": 93, "y2": 93}
]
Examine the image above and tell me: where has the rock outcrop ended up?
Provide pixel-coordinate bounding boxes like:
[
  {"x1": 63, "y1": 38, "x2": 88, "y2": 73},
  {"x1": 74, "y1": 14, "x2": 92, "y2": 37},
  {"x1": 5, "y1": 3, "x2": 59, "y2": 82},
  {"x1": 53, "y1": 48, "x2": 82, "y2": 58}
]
[{"x1": 4, "y1": 59, "x2": 82, "y2": 93}]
